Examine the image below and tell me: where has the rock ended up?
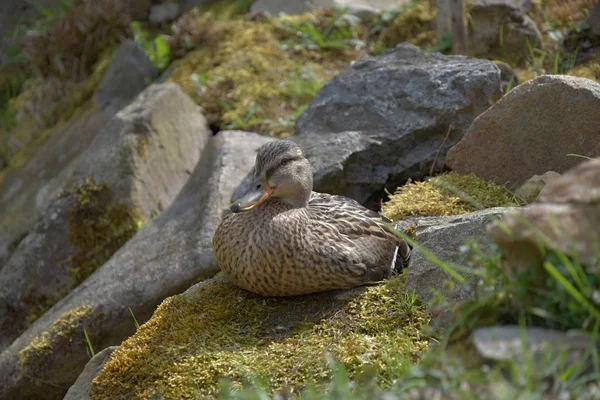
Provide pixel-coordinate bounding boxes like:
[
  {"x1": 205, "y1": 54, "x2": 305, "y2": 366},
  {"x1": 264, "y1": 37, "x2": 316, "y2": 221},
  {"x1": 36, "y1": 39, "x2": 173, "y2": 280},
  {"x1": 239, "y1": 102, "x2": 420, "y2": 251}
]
[
  {"x1": 94, "y1": 40, "x2": 158, "y2": 115},
  {"x1": 289, "y1": 43, "x2": 501, "y2": 207},
  {"x1": 591, "y1": 2, "x2": 600, "y2": 36},
  {"x1": 468, "y1": 0, "x2": 542, "y2": 64},
  {"x1": 515, "y1": 171, "x2": 561, "y2": 202},
  {"x1": 63, "y1": 346, "x2": 117, "y2": 400},
  {"x1": 0, "y1": 111, "x2": 112, "y2": 270},
  {"x1": 0, "y1": 130, "x2": 272, "y2": 400},
  {"x1": 149, "y1": 2, "x2": 180, "y2": 24},
  {"x1": 488, "y1": 157, "x2": 600, "y2": 272},
  {"x1": 472, "y1": 325, "x2": 596, "y2": 366},
  {"x1": 0, "y1": 41, "x2": 159, "y2": 271},
  {"x1": 446, "y1": 75, "x2": 600, "y2": 187},
  {"x1": 405, "y1": 208, "x2": 517, "y2": 308},
  {"x1": 250, "y1": 0, "x2": 410, "y2": 19},
  {"x1": 0, "y1": 83, "x2": 209, "y2": 352}
]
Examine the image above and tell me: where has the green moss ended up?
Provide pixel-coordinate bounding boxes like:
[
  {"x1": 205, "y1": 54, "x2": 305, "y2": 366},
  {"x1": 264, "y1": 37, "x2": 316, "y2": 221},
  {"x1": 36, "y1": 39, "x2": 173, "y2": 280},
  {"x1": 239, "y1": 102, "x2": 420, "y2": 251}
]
[
  {"x1": 168, "y1": 14, "x2": 337, "y2": 136},
  {"x1": 569, "y1": 61, "x2": 600, "y2": 81},
  {"x1": 24, "y1": 178, "x2": 144, "y2": 326},
  {"x1": 197, "y1": 0, "x2": 253, "y2": 20},
  {"x1": 372, "y1": 2, "x2": 436, "y2": 52},
  {"x1": 19, "y1": 305, "x2": 92, "y2": 378},
  {"x1": 381, "y1": 172, "x2": 520, "y2": 221},
  {"x1": 91, "y1": 277, "x2": 429, "y2": 399},
  {"x1": 66, "y1": 177, "x2": 144, "y2": 287}
]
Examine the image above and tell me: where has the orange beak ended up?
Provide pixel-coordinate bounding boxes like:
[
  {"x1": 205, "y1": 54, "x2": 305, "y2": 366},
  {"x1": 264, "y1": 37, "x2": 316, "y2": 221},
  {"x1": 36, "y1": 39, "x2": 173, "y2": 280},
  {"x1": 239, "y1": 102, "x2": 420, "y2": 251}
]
[{"x1": 230, "y1": 183, "x2": 274, "y2": 213}]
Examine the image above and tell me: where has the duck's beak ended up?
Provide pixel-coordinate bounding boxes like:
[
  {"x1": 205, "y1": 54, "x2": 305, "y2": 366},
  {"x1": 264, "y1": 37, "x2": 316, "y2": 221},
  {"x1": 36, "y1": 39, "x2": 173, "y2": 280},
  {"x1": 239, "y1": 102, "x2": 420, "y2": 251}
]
[{"x1": 230, "y1": 182, "x2": 274, "y2": 213}]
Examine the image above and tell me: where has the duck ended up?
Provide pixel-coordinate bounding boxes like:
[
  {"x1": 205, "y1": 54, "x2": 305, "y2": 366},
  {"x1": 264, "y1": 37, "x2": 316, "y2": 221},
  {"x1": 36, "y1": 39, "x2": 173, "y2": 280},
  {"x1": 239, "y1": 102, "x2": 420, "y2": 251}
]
[{"x1": 212, "y1": 140, "x2": 411, "y2": 297}]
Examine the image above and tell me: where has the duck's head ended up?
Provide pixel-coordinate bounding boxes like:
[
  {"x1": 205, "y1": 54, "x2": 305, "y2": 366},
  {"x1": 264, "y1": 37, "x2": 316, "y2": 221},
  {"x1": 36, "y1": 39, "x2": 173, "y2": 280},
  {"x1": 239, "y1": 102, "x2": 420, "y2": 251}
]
[{"x1": 231, "y1": 140, "x2": 313, "y2": 213}]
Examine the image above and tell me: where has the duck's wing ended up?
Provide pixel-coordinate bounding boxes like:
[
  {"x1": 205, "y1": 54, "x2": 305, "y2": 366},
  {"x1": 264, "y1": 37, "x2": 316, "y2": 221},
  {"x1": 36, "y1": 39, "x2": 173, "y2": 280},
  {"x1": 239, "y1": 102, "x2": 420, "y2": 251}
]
[{"x1": 308, "y1": 192, "x2": 411, "y2": 270}]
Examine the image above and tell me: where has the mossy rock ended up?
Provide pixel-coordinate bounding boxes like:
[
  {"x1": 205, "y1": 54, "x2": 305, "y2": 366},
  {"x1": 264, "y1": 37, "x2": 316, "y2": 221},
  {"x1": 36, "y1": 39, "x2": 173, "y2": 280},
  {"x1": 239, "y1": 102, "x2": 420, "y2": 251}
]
[
  {"x1": 15, "y1": 305, "x2": 103, "y2": 399},
  {"x1": 381, "y1": 172, "x2": 521, "y2": 221},
  {"x1": 91, "y1": 276, "x2": 430, "y2": 398},
  {"x1": 0, "y1": 177, "x2": 144, "y2": 351},
  {"x1": 65, "y1": 178, "x2": 144, "y2": 288},
  {"x1": 24, "y1": 178, "x2": 144, "y2": 326},
  {"x1": 19, "y1": 306, "x2": 94, "y2": 379}
]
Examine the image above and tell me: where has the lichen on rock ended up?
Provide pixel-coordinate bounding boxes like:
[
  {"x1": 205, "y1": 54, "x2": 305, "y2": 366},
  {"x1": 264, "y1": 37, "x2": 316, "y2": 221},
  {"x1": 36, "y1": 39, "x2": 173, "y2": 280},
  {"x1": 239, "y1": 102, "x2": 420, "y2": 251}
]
[
  {"x1": 91, "y1": 277, "x2": 429, "y2": 399},
  {"x1": 381, "y1": 172, "x2": 520, "y2": 221},
  {"x1": 24, "y1": 177, "x2": 144, "y2": 326},
  {"x1": 19, "y1": 305, "x2": 93, "y2": 379},
  {"x1": 66, "y1": 177, "x2": 144, "y2": 289}
]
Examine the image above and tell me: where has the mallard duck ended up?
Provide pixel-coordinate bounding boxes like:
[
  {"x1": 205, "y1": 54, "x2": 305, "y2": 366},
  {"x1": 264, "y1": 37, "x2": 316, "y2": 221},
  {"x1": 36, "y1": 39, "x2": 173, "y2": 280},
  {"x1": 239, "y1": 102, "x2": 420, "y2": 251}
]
[{"x1": 212, "y1": 140, "x2": 411, "y2": 297}]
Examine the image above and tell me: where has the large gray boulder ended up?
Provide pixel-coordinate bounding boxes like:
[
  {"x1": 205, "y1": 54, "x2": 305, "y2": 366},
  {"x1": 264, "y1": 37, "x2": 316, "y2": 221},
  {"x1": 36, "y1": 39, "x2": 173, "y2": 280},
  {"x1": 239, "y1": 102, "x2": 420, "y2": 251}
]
[
  {"x1": 0, "y1": 83, "x2": 209, "y2": 351},
  {"x1": 94, "y1": 40, "x2": 158, "y2": 115},
  {"x1": 0, "y1": 130, "x2": 273, "y2": 400},
  {"x1": 446, "y1": 75, "x2": 600, "y2": 187},
  {"x1": 291, "y1": 43, "x2": 501, "y2": 207},
  {"x1": 404, "y1": 208, "x2": 516, "y2": 308}
]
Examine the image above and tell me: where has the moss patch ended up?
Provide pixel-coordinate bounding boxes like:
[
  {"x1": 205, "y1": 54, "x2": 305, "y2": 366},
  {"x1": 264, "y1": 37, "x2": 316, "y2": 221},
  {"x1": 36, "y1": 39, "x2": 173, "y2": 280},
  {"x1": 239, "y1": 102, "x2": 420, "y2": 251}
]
[
  {"x1": 66, "y1": 177, "x2": 144, "y2": 288},
  {"x1": 25, "y1": 178, "x2": 144, "y2": 326},
  {"x1": 165, "y1": 4, "x2": 440, "y2": 137},
  {"x1": 197, "y1": 0, "x2": 253, "y2": 20},
  {"x1": 530, "y1": 0, "x2": 597, "y2": 33},
  {"x1": 569, "y1": 62, "x2": 600, "y2": 81},
  {"x1": 371, "y1": 1, "x2": 436, "y2": 53},
  {"x1": 19, "y1": 305, "x2": 92, "y2": 379},
  {"x1": 91, "y1": 277, "x2": 429, "y2": 399},
  {"x1": 381, "y1": 172, "x2": 520, "y2": 221},
  {"x1": 168, "y1": 13, "x2": 334, "y2": 136}
]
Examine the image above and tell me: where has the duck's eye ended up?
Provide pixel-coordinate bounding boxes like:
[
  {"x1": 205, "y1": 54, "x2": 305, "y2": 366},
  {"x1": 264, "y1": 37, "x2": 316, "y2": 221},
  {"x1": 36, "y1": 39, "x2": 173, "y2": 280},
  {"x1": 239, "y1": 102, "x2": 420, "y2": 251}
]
[{"x1": 255, "y1": 183, "x2": 262, "y2": 191}]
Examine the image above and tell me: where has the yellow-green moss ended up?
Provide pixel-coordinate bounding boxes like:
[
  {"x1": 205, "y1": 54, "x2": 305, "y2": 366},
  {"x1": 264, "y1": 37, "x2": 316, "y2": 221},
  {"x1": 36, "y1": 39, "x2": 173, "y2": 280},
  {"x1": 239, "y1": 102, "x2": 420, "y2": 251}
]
[
  {"x1": 91, "y1": 277, "x2": 429, "y2": 399},
  {"x1": 19, "y1": 305, "x2": 92, "y2": 378},
  {"x1": 197, "y1": 0, "x2": 252, "y2": 20},
  {"x1": 530, "y1": 0, "x2": 597, "y2": 32},
  {"x1": 66, "y1": 177, "x2": 145, "y2": 287},
  {"x1": 374, "y1": 2, "x2": 436, "y2": 51},
  {"x1": 381, "y1": 172, "x2": 520, "y2": 221},
  {"x1": 25, "y1": 178, "x2": 144, "y2": 326},
  {"x1": 569, "y1": 61, "x2": 600, "y2": 82},
  {"x1": 168, "y1": 14, "x2": 335, "y2": 136}
]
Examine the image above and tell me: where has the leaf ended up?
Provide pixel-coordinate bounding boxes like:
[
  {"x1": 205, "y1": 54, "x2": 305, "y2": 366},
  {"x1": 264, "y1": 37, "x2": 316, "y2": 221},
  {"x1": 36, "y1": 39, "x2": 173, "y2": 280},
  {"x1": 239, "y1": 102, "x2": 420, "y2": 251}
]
[{"x1": 154, "y1": 35, "x2": 169, "y2": 60}]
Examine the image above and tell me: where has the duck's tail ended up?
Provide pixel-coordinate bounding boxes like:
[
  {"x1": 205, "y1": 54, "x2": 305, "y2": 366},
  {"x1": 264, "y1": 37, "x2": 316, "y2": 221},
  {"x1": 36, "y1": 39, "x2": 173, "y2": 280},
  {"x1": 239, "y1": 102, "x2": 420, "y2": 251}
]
[{"x1": 378, "y1": 215, "x2": 412, "y2": 273}]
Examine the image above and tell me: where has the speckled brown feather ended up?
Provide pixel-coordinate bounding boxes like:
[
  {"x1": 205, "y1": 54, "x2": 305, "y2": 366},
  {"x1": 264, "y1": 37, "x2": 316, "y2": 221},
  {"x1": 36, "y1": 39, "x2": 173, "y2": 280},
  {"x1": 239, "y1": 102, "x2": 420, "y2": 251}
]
[{"x1": 212, "y1": 141, "x2": 411, "y2": 297}]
